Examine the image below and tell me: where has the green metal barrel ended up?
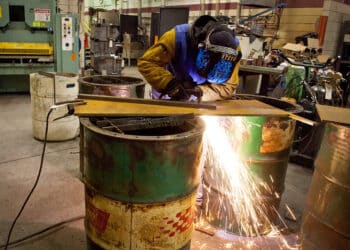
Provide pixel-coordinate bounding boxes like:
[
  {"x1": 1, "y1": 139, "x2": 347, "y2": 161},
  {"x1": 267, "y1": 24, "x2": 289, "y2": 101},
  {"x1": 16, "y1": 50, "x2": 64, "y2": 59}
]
[
  {"x1": 80, "y1": 117, "x2": 204, "y2": 249},
  {"x1": 202, "y1": 95, "x2": 300, "y2": 236},
  {"x1": 300, "y1": 122, "x2": 350, "y2": 250}
]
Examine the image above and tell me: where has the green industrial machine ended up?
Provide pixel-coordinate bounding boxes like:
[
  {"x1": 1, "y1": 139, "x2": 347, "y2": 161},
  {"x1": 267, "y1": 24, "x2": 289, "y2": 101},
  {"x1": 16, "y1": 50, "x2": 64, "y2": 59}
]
[{"x1": 0, "y1": 0, "x2": 80, "y2": 92}]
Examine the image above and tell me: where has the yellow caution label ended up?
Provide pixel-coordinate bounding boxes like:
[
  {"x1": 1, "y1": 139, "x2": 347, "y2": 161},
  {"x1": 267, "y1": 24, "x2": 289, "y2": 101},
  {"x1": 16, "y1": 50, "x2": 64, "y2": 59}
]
[
  {"x1": 0, "y1": 5, "x2": 2, "y2": 18},
  {"x1": 33, "y1": 21, "x2": 40, "y2": 27},
  {"x1": 31, "y1": 21, "x2": 47, "y2": 27}
]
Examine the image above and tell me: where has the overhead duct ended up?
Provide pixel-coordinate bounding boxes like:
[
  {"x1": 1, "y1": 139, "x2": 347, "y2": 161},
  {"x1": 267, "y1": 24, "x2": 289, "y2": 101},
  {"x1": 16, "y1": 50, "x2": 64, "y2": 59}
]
[{"x1": 240, "y1": 0, "x2": 276, "y2": 7}]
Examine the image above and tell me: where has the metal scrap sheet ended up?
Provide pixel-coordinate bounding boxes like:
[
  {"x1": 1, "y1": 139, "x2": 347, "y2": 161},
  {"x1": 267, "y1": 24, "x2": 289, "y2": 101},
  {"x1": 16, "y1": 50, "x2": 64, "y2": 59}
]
[
  {"x1": 316, "y1": 104, "x2": 350, "y2": 125},
  {"x1": 74, "y1": 95, "x2": 289, "y2": 117}
]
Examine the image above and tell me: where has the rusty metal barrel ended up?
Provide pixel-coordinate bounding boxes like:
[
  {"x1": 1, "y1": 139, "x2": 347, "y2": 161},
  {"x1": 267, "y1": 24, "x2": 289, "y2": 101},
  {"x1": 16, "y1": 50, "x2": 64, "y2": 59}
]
[
  {"x1": 300, "y1": 122, "x2": 350, "y2": 250},
  {"x1": 202, "y1": 95, "x2": 302, "y2": 236},
  {"x1": 30, "y1": 72, "x2": 79, "y2": 141},
  {"x1": 78, "y1": 75, "x2": 145, "y2": 98},
  {"x1": 80, "y1": 115, "x2": 204, "y2": 249}
]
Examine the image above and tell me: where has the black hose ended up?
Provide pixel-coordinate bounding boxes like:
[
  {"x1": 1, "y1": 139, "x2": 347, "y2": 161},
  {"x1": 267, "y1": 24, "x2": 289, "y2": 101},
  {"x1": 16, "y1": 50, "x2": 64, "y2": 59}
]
[
  {"x1": 4, "y1": 108, "x2": 53, "y2": 250},
  {"x1": 0, "y1": 216, "x2": 84, "y2": 249}
]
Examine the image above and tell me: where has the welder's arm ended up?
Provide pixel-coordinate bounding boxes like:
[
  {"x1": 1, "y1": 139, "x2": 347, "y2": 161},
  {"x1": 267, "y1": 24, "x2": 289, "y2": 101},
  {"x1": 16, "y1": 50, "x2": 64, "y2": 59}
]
[
  {"x1": 198, "y1": 46, "x2": 242, "y2": 102},
  {"x1": 137, "y1": 29, "x2": 176, "y2": 92}
]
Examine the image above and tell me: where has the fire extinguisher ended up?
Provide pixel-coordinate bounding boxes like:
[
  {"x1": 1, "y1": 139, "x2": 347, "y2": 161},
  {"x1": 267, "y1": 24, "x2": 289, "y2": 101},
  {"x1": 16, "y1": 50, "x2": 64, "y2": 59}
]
[{"x1": 84, "y1": 32, "x2": 89, "y2": 49}]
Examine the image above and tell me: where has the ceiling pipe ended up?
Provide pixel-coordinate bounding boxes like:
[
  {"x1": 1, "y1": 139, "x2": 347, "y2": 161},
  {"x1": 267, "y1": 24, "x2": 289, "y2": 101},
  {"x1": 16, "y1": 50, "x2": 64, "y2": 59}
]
[
  {"x1": 120, "y1": 0, "x2": 124, "y2": 14},
  {"x1": 200, "y1": 0, "x2": 206, "y2": 15},
  {"x1": 138, "y1": 0, "x2": 142, "y2": 27},
  {"x1": 236, "y1": 0, "x2": 242, "y2": 23},
  {"x1": 215, "y1": 0, "x2": 220, "y2": 17}
]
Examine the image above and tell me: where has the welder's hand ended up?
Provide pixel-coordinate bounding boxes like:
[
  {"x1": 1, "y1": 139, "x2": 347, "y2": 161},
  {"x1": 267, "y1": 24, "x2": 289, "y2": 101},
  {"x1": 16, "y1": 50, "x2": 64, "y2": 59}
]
[
  {"x1": 185, "y1": 86, "x2": 203, "y2": 101},
  {"x1": 161, "y1": 79, "x2": 203, "y2": 101},
  {"x1": 161, "y1": 79, "x2": 189, "y2": 100}
]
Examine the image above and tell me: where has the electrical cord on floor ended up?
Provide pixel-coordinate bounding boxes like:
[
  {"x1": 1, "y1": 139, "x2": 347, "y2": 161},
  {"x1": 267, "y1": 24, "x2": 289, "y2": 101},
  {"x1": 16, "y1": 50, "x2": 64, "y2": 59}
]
[
  {"x1": 3, "y1": 108, "x2": 54, "y2": 250},
  {"x1": 0, "y1": 215, "x2": 84, "y2": 249}
]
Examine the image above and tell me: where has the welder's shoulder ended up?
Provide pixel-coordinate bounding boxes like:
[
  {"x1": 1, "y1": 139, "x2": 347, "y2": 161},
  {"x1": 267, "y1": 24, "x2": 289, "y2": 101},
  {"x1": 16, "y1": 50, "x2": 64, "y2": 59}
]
[
  {"x1": 138, "y1": 28, "x2": 176, "y2": 64},
  {"x1": 155, "y1": 28, "x2": 176, "y2": 58}
]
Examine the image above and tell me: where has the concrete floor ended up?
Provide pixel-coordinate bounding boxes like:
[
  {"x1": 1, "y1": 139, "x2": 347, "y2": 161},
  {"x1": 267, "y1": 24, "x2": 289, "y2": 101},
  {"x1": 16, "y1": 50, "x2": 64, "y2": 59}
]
[{"x1": 0, "y1": 67, "x2": 314, "y2": 249}]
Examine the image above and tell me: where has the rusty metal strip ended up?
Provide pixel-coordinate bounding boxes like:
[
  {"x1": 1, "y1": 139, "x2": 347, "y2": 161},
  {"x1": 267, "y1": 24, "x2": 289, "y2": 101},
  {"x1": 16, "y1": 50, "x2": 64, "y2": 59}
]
[
  {"x1": 74, "y1": 98, "x2": 290, "y2": 117},
  {"x1": 78, "y1": 94, "x2": 217, "y2": 110},
  {"x1": 288, "y1": 113, "x2": 319, "y2": 126}
]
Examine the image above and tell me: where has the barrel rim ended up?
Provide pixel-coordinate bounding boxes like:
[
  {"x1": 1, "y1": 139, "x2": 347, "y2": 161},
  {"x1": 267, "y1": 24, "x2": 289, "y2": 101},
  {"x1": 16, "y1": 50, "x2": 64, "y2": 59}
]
[
  {"x1": 326, "y1": 121, "x2": 350, "y2": 130},
  {"x1": 302, "y1": 210, "x2": 350, "y2": 239},
  {"x1": 80, "y1": 117, "x2": 205, "y2": 141},
  {"x1": 83, "y1": 183, "x2": 199, "y2": 204},
  {"x1": 79, "y1": 75, "x2": 145, "y2": 88},
  {"x1": 33, "y1": 72, "x2": 78, "y2": 78}
]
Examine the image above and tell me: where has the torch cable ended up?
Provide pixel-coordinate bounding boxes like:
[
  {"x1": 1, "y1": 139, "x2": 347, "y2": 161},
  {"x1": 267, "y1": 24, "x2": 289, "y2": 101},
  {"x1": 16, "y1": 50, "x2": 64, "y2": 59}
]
[{"x1": 3, "y1": 108, "x2": 53, "y2": 250}]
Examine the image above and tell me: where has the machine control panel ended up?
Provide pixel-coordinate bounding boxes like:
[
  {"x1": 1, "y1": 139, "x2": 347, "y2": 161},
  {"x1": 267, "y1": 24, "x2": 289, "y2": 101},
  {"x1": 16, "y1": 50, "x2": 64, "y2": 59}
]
[{"x1": 61, "y1": 16, "x2": 73, "y2": 51}]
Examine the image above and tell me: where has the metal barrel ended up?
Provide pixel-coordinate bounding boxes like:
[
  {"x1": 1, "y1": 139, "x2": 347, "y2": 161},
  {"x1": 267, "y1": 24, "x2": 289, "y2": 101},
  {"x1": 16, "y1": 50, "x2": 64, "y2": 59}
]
[
  {"x1": 91, "y1": 23, "x2": 119, "y2": 42},
  {"x1": 90, "y1": 56, "x2": 123, "y2": 75},
  {"x1": 300, "y1": 122, "x2": 350, "y2": 250},
  {"x1": 202, "y1": 95, "x2": 301, "y2": 236},
  {"x1": 30, "y1": 72, "x2": 79, "y2": 141},
  {"x1": 80, "y1": 116, "x2": 204, "y2": 249},
  {"x1": 78, "y1": 75, "x2": 145, "y2": 98}
]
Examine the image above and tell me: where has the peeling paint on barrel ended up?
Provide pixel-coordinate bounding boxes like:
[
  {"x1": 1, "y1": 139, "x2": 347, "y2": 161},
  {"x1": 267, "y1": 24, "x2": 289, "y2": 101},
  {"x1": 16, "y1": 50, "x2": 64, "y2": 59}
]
[
  {"x1": 80, "y1": 117, "x2": 204, "y2": 203},
  {"x1": 300, "y1": 122, "x2": 350, "y2": 250},
  {"x1": 85, "y1": 188, "x2": 196, "y2": 249},
  {"x1": 80, "y1": 117, "x2": 204, "y2": 249}
]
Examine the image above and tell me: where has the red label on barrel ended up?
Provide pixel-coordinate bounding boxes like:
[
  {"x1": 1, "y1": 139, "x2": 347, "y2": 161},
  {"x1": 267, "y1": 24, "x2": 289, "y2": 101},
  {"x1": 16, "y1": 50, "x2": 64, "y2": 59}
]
[{"x1": 86, "y1": 201, "x2": 110, "y2": 233}]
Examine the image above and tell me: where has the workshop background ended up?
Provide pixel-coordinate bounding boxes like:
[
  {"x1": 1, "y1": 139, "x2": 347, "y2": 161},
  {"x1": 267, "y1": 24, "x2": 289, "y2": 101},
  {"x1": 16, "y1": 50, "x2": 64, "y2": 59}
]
[{"x1": 1, "y1": 0, "x2": 350, "y2": 250}]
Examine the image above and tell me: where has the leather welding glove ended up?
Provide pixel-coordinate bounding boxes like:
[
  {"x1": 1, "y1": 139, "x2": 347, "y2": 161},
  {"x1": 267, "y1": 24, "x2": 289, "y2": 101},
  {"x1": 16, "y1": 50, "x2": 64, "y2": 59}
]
[
  {"x1": 181, "y1": 81, "x2": 203, "y2": 100},
  {"x1": 184, "y1": 85, "x2": 203, "y2": 101},
  {"x1": 161, "y1": 79, "x2": 203, "y2": 101}
]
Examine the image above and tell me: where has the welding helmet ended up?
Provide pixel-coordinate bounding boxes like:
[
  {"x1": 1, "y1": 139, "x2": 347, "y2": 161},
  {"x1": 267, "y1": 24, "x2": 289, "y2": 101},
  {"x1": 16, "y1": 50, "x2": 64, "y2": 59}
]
[
  {"x1": 192, "y1": 18, "x2": 241, "y2": 84},
  {"x1": 189, "y1": 15, "x2": 218, "y2": 49}
]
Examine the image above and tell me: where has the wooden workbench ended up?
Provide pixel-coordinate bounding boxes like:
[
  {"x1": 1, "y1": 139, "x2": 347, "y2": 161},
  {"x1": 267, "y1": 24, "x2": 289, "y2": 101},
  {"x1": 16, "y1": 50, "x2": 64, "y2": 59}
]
[
  {"x1": 240, "y1": 64, "x2": 284, "y2": 75},
  {"x1": 239, "y1": 65, "x2": 284, "y2": 95}
]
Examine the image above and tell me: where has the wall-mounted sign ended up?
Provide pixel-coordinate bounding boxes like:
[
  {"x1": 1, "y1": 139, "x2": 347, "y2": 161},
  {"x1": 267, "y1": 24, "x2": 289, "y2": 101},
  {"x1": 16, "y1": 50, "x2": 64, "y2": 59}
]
[{"x1": 34, "y1": 8, "x2": 51, "y2": 22}]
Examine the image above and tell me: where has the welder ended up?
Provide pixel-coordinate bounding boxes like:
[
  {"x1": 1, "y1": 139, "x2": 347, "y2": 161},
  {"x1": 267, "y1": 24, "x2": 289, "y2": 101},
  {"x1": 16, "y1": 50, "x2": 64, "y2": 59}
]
[{"x1": 137, "y1": 15, "x2": 242, "y2": 102}]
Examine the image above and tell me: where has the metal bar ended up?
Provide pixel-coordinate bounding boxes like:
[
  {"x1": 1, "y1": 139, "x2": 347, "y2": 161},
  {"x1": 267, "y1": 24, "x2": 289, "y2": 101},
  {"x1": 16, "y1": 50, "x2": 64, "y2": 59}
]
[
  {"x1": 239, "y1": 2, "x2": 288, "y2": 24},
  {"x1": 110, "y1": 118, "x2": 186, "y2": 131},
  {"x1": 74, "y1": 99, "x2": 290, "y2": 117},
  {"x1": 78, "y1": 94, "x2": 217, "y2": 110},
  {"x1": 95, "y1": 114, "x2": 195, "y2": 132},
  {"x1": 104, "y1": 119, "x2": 124, "y2": 133},
  {"x1": 95, "y1": 117, "x2": 146, "y2": 127},
  {"x1": 288, "y1": 113, "x2": 318, "y2": 127}
]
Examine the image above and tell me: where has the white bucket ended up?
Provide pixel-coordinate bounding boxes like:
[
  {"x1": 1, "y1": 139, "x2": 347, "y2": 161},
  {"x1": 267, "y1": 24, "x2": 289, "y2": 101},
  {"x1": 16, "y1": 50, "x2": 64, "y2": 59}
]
[{"x1": 30, "y1": 72, "x2": 79, "y2": 141}]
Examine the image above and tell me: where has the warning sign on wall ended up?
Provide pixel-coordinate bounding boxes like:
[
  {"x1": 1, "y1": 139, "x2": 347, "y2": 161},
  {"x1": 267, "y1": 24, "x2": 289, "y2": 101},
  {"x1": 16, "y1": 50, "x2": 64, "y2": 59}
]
[{"x1": 34, "y1": 8, "x2": 51, "y2": 22}]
